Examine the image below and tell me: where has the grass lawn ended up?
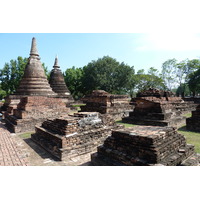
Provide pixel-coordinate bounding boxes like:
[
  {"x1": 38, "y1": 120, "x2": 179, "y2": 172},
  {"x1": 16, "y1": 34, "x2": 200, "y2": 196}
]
[
  {"x1": 72, "y1": 104, "x2": 86, "y2": 107},
  {"x1": 178, "y1": 126, "x2": 200, "y2": 153},
  {"x1": 183, "y1": 112, "x2": 192, "y2": 118},
  {"x1": 116, "y1": 120, "x2": 136, "y2": 128},
  {"x1": 19, "y1": 132, "x2": 33, "y2": 139}
]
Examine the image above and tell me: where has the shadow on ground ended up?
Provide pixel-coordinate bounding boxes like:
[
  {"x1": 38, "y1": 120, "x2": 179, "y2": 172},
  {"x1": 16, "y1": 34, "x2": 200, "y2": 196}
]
[
  {"x1": 178, "y1": 125, "x2": 187, "y2": 131},
  {"x1": 23, "y1": 138, "x2": 59, "y2": 161}
]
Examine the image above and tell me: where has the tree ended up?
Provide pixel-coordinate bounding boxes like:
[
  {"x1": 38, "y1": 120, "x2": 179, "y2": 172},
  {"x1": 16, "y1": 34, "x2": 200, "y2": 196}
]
[
  {"x1": 176, "y1": 83, "x2": 190, "y2": 97},
  {"x1": 0, "y1": 85, "x2": 6, "y2": 100},
  {"x1": 175, "y1": 59, "x2": 200, "y2": 97},
  {"x1": 64, "y1": 66, "x2": 84, "y2": 100},
  {"x1": 0, "y1": 57, "x2": 28, "y2": 96},
  {"x1": 43, "y1": 63, "x2": 50, "y2": 80},
  {"x1": 161, "y1": 58, "x2": 177, "y2": 90},
  {"x1": 188, "y1": 68, "x2": 200, "y2": 97},
  {"x1": 135, "y1": 67, "x2": 165, "y2": 92},
  {"x1": 82, "y1": 56, "x2": 136, "y2": 96}
]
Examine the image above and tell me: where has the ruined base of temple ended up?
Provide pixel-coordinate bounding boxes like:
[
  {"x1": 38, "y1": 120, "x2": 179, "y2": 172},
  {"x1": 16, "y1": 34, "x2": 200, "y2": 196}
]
[
  {"x1": 31, "y1": 112, "x2": 120, "y2": 161},
  {"x1": 80, "y1": 103, "x2": 134, "y2": 121},
  {"x1": 0, "y1": 95, "x2": 22, "y2": 119},
  {"x1": 122, "y1": 115, "x2": 186, "y2": 127},
  {"x1": 91, "y1": 126, "x2": 199, "y2": 166},
  {"x1": 4, "y1": 96, "x2": 69, "y2": 133},
  {"x1": 80, "y1": 90, "x2": 133, "y2": 120},
  {"x1": 172, "y1": 101, "x2": 197, "y2": 114},
  {"x1": 122, "y1": 96, "x2": 187, "y2": 127},
  {"x1": 5, "y1": 115, "x2": 52, "y2": 133}
]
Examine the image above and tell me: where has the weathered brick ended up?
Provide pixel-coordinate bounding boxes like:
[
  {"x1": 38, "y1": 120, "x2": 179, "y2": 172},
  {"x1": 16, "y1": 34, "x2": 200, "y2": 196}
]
[{"x1": 91, "y1": 126, "x2": 199, "y2": 166}]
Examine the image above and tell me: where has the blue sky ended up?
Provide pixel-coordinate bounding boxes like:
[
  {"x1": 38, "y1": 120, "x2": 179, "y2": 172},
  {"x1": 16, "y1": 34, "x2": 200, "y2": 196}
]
[{"x1": 1, "y1": 33, "x2": 200, "y2": 73}]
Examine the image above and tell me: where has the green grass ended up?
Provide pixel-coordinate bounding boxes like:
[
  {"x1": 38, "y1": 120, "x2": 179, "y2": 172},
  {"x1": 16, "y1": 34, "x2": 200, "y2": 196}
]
[
  {"x1": 72, "y1": 104, "x2": 86, "y2": 107},
  {"x1": 19, "y1": 132, "x2": 33, "y2": 139},
  {"x1": 178, "y1": 126, "x2": 200, "y2": 153},
  {"x1": 116, "y1": 120, "x2": 136, "y2": 128},
  {"x1": 183, "y1": 112, "x2": 192, "y2": 118}
]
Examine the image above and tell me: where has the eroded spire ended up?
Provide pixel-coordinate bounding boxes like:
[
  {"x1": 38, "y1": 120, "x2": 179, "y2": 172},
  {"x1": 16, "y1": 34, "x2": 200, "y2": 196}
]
[
  {"x1": 53, "y1": 55, "x2": 60, "y2": 68},
  {"x1": 30, "y1": 37, "x2": 39, "y2": 56}
]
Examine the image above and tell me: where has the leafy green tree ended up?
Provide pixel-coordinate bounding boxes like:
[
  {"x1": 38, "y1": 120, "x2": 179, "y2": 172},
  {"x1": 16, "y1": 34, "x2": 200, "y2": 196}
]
[
  {"x1": 64, "y1": 66, "x2": 84, "y2": 100},
  {"x1": 0, "y1": 56, "x2": 28, "y2": 95},
  {"x1": 188, "y1": 68, "x2": 200, "y2": 97},
  {"x1": 161, "y1": 58, "x2": 177, "y2": 90},
  {"x1": 135, "y1": 67, "x2": 165, "y2": 92},
  {"x1": 0, "y1": 85, "x2": 6, "y2": 100},
  {"x1": 176, "y1": 83, "x2": 190, "y2": 97},
  {"x1": 176, "y1": 59, "x2": 200, "y2": 97},
  {"x1": 43, "y1": 63, "x2": 50, "y2": 80},
  {"x1": 82, "y1": 56, "x2": 136, "y2": 96}
]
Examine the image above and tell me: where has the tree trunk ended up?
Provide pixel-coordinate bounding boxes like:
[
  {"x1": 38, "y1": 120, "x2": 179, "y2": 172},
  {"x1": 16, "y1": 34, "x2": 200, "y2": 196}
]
[{"x1": 181, "y1": 92, "x2": 185, "y2": 98}]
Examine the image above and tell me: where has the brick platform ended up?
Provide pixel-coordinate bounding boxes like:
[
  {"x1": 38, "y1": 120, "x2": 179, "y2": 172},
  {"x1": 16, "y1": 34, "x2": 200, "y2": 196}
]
[
  {"x1": 5, "y1": 96, "x2": 69, "y2": 133},
  {"x1": 123, "y1": 96, "x2": 186, "y2": 127},
  {"x1": 32, "y1": 112, "x2": 120, "y2": 160},
  {"x1": 91, "y1": 126, "x2": 199, "y2": 166},
  {"x1": 80, "y1": 90, "x2": 133, "y2": 120},
  {"x1": 0, "y1": 123, "x2": 28, "y2": 166}
]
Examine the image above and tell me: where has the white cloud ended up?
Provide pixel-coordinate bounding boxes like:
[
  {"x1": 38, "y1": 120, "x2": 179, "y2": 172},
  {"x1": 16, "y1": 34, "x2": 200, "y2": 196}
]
[{"x1": 135, "y1": 33, "x2": 200, "y2": 51}]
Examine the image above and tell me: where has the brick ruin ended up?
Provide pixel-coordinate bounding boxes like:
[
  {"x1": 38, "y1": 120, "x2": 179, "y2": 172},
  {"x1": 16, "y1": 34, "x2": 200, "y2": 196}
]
[
  {"x1": 186, "y1": 104, "x2": 200, "y2": 132},
  {"x1": 49, "y1": 56, "x2": 74, "y2": 105},
  {"x1": 136, "y1": 88, "x2": 196, "y2": 114},
  {"x1": 136, "y1": 88, "x2": 175, "y2": 98},
  {"x1": 5, "y1": 96, "x2": 69, "y2": 133},
  {"x1": 1, "y1": 37, "x2": 70, "y2": 133},
  {"x1": 91, "y1": 126, "x2": 199, "y2": 166},
  {"x1": 0, "y1": 95, "x2": 22, "y2": 118},
  {"x1": 80, "y1": 90, "x2": 133, "y2": 120},
  {"x1": 123, "y1": 88, "x2": 194, "y2": 127},
  {"x1": 123, "y1": 96, "x2": 186, "y2": 127},
  {"x1": 31, "y1": 112, "x2": 120, "y2": 160}
]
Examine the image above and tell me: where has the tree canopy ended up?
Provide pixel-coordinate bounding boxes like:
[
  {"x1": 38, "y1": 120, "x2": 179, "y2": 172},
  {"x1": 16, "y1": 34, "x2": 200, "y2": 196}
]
[
  {"x1": 0, "y1": 56, "x2": 28, "y2": 96},
  {"x1": 135, "y1": 68, "x2": 165, "y2": 92},
  {"x1": 64, "y1": 66, "x2": 84, "y2": 100},
  {"x1": 81, "y1": 56, "x2": 136, "y2": 96}
]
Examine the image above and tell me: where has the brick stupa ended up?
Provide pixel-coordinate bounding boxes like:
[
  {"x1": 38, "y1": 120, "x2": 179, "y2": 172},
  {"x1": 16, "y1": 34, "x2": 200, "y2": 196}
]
[
  {"x1": 15, "y1": 37, "x2": 56, "y2": 96},
  {"x1": 3, "y1": 37, "x2": 69, "y2": 133},
  {"x1": 49, "y1": 56, "x2": 74, "y2": 104}
]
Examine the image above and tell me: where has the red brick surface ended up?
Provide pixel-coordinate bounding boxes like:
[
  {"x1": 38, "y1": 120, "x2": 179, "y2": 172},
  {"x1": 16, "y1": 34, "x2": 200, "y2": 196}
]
[{"x1": 0, "y1": 123, "x2": 28, "y2": 166}]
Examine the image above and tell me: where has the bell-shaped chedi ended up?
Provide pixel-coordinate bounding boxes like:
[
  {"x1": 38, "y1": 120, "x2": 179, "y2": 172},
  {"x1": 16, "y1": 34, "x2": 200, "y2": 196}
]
[
  {"x1": 15, "y1": 37, "x2": 56, "y2": 96},
  {"x1": 49, "y1": 56, "x2": 74, "y2": 102}
]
